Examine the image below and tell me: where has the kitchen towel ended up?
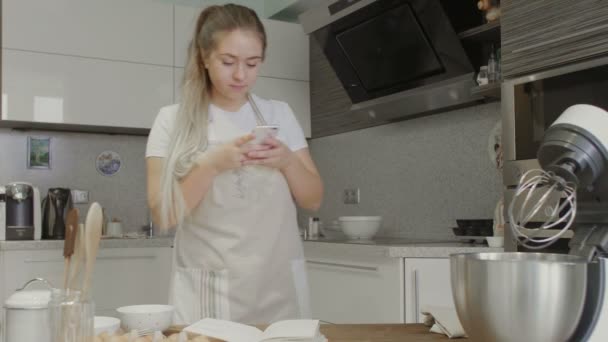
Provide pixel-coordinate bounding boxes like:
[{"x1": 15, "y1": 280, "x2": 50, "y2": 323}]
[{"x1": 421, "y1": 305, "x2": 467, "y2": 339}]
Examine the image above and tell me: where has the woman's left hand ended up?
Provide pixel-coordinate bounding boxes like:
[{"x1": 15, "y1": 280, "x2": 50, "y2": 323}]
[{"x1": 243, "y1": 137, "x2": 295, "y2": 170}]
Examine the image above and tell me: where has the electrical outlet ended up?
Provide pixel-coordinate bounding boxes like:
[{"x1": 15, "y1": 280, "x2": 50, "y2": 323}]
[
  {"x1": 343, "y1": 188, "x2": 360, "y2": 204},
  {"x1": 71, "y1": 189, "x2": 89, "y2": 204}
]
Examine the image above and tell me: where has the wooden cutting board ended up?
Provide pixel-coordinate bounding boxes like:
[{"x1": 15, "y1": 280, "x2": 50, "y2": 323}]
[{"x1": 165, "y1": 323, "x2": 462, "y2": 341}]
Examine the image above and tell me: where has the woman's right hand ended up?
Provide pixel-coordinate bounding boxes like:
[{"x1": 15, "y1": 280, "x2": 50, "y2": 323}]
[{"x1": 201, "y1": 134, "x2": 258, "y2": 173}]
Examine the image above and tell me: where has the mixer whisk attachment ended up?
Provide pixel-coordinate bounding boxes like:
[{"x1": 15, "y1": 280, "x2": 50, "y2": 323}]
[{"x1": 508, "y1": 168, "x2": 577, "y2": 249}]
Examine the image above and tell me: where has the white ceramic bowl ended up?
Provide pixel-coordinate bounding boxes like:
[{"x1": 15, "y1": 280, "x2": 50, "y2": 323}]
[
  {"x1": 486, "y1": 236, "x2": 504, "y2": 248},
  {"x1": 339, "y1": 216, "x2": 382, "y2": 240},
  {"x1": 116, "y1": 305, "x2": 174, "y2": 332},
  {"x1": 94, "y1": 316, "x2": 121, "y2": 336}
]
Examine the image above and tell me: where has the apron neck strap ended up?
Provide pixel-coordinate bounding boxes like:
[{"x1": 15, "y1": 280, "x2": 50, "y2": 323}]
[{"x1": 247, "y1": 93, "x2": 267, "y2": 126}]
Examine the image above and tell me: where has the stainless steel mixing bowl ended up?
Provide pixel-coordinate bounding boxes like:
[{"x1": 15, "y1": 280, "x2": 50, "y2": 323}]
[{"x1": 450, "y1": 252, "x2": 587, "y2": 342}]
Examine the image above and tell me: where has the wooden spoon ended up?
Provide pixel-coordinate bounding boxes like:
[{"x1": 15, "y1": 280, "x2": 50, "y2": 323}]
[
  {"x1": 82, "y1": 202, "x2": 103, "y2": 300},
  {"x1": 68, "y1": 223, "x2": 86, "y2": 291},
  {"x1": 63, "y1": 208, "x2": 79, "y2": 289}
]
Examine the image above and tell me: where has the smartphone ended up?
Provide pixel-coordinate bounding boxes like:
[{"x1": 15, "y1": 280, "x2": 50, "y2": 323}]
[{"x1": 251, "y1": 125, "x2": 279, "y2": 144}]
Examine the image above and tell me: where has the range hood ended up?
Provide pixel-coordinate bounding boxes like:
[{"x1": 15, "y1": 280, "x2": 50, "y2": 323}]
[{"x1": 299, "y1": 0, "x2": 481, "y2": 123}]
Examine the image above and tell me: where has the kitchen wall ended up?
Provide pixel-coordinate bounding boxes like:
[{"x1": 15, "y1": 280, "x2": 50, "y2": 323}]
[
  {"x1": 304, "y1": 102, "x2": 503, "y2": 240},
  {"x1": 0, "y1": 128, "x2": 149, "y2": 233},
  {"x1": 1, "y1": 101, "x2": 502, "y2": 240}
]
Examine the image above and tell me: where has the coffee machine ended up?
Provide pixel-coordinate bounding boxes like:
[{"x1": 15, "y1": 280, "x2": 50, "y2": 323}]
[{"x1": 0, "y1": 182, "x2": 42, "y2": 240}]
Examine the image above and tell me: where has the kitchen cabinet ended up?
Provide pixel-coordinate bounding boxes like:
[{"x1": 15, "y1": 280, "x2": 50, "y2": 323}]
[
  {"x1": 0, "y1": 247, "x2": 172, "y2": 317},
  {"x1": 305, "y1": 249, "x2": 404, "y2": 324},
  {"x1": 404, "y1": 258, "x2": 454, "y2": 323},
  {"x1": 91, "y1": 247, "x2": 172, "y2": 316},
  {"x1": 309, "y1": 36, "x2": 378, "y2": 138},
  {"x1": 1, "y1": 0, "x2": 174, "y2": 133},
  {"x1": 2, "y1": 0, "x2": 173, "y2": 66},
  {"x1": 2, "y1": 49, "x2": 173, "y2": 128},
  {"x1": 501, "y1": 0, "x2": 608, "y2": 78}
]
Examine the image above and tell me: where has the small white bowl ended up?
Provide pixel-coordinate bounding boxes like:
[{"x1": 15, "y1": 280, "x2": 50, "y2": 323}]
[
  {"x1": 116, "y1": 304, "x2": 174, "y2": 332},
  {"x1": 94, "y1": 316, "x2": 120, "y2": 336},
  {"x1": 339, "y1": 216, "x2": 382, "y2": 240},
  {"x1": 486, "y1": 236, "x2": 504, "y2": 248}
]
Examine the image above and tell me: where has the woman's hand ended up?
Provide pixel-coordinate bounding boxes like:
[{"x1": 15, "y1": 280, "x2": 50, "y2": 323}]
[
  {"x1": 243, "y1": 137, "x2": 295, "y2": 170},
  {"x1": 201, "y1": 134, "x2": 257, "y2": 173}
]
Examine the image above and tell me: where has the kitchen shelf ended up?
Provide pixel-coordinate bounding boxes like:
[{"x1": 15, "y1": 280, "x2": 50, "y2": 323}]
[
  {"x1": 458, "y1": 20, "x2": 501, "y2": 42},
  {"x1": 471, "y1": 82, "x2": 501, "y2": 99}
]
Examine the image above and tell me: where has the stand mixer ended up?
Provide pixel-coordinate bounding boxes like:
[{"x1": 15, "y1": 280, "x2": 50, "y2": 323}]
[{"x1": 507, "y1": 104, "x2": 608, "y2": 341}]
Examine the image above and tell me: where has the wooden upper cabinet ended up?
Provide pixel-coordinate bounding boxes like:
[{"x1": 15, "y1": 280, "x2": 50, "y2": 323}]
[{"x1": 501, "y1": 0, "x2": 608, "y2": 78}]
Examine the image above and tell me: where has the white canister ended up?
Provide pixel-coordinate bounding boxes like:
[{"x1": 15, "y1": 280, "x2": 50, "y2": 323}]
[
  {"x1": 106, "y1": 221, "x2": 123, "y2": 237},
  {"x1": 3, "y1": 278, "x2": 52, "y2": 342}
]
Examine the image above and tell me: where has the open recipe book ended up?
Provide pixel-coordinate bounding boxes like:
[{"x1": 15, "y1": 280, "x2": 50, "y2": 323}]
[{"x1": 184, "y1": 318, "x2": 327, "y2": 342}]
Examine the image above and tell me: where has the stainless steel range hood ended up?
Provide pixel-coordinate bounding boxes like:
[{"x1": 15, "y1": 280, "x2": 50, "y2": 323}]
[
  {"x1": 348, "y1": 73, "x2": 480, "y2": 122},
  {"x1": 300, "y1": 0, "x2": 481, "y2": 125}
]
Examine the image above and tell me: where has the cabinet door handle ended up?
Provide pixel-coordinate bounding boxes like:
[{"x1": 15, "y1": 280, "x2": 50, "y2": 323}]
[
  {"x1": 413, "y1": 269, "x2": 420, "y2": 324},
  {"x1": 24, "y1": 255, "x2": 156, "y2": 263},
  {"x1": 306, "y1": 260, "x2": 378, "y2": 272},
  {"x1": 95, "y1": 255, "x2": 157, "y2": 261},
  {"x1": 512, "y1": 23, "x2": 608, "y2": 54}
]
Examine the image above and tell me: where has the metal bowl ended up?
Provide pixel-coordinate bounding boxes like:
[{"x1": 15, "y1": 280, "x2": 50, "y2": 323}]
[{"x1": 450, "y1": 252, "x2": 587, "y2": 342}]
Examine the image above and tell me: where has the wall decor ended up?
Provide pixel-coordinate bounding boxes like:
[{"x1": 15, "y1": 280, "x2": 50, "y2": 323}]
[
  {"x1": 27, "y1": 136, "x2": 51, "y2": 169},
  {"x1": 96, "y1": 150, "x2": 122, "y2": 176}
]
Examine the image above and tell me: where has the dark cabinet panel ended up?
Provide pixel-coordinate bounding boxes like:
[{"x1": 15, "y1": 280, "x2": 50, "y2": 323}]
[
  {"x1": 309, "y1": 37, "x2": 386, "y2": 138},
  {"x1": 502, "y1": 0, "x2": 608, "y2": 78}
]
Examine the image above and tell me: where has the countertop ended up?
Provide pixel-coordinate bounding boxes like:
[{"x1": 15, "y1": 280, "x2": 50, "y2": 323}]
[
  {"x1": 303, "y1": 237, "x2": 502, "y2": 258},
  {"x1": 0, "y1": 236, "x2": 174, "y2": 250},
  {"x1": 166, "y1": 324, "x2": 459, "y2": 341}
]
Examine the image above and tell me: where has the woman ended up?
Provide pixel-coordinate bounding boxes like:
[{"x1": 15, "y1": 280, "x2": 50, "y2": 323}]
[{"x1": 145, "y1": 4, "x2": 323, "y2": 325}]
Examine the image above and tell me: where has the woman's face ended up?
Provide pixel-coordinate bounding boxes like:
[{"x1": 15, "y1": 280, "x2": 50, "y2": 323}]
[{"x1": 205, "y1": 29, "x2": 264, "y2": 104}]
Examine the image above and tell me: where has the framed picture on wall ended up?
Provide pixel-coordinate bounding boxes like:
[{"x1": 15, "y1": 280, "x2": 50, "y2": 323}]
[{"x1": 27, "y1": 136, "x2": 51, "y2": 169}]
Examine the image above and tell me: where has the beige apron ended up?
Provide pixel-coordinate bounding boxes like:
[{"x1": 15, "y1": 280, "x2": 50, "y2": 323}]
[{"x1": 168, "y1": 97, "x2": 310, "y2": 325}]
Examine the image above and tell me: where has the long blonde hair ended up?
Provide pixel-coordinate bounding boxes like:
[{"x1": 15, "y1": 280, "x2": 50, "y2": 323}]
[{"x1": 159, "y1": 4, "x2": 267, "y2": 227}]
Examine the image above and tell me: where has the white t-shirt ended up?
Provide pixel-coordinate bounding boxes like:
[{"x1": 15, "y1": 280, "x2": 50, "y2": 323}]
[{"x1": 146, "y1": 94, "x2": 308, "y2": 158}]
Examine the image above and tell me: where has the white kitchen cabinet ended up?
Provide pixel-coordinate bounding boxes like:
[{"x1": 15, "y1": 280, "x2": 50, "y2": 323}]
[
  {"x1": 2, "y1": 49, "x2": 173, "y2": 128},
  {"x1": 174, "y1": 68, "x2": 312, "y2": 138},
  {"x1": 258, "y1": 19, "x2": 309, "y2": 81},
  {"x1": 91, "y1": 247, "x2": 172, "y2": 317},
  {"x1": 173, "y1": 5, "x2": 309, "y2": 81},
  {"x1": 305, "y1": 249, "x2": 404, "y2": 324},
  {"x1": 404, "y1": 258, "x2": 455, "y2": 323},
  {"x1": 2, "y1": 0, "x2": 173, "y2": 66},
  {"x1": 0, "y1": 247, "x2": 172, "y2": 317}
]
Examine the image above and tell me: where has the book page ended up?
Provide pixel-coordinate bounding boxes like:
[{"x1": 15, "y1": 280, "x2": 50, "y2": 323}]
[
  {"x1": 261, "y1": 320, "x2": 320, "y2": 341},
  {"x1": 184, "y1": 318, "x2": 264, "y2": 342}
]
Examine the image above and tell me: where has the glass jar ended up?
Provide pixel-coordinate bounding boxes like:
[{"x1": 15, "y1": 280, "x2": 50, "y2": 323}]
[
  {"x1": 48, "y1": 289, "x2": 95, "y2": 342},
  {"x1": 477, "y1": 66, "x2": 489, "y2": 86}
]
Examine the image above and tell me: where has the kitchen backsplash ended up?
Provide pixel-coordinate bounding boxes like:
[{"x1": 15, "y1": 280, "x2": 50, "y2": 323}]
[
  {"x1": 302, "y1": 102, "x2": 503, "y2": 240},
  {"x1": 0, "y1": 128, "x2": 149, "y2": 234},
  {"x1": 1, "y1": 102, "x2": 501, "y2": 240}
]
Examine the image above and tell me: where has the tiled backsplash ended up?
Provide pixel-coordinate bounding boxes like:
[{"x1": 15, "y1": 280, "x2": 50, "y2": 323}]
[
  {"x1": 1, "y1": 102, "x2": 501, "y2": 240},
  {"x1": 0, "y1": 128, "x2": 149, "y2": 233},
  {"x1": 303, "y1": 102, "x2": 503, "y2": 240}
]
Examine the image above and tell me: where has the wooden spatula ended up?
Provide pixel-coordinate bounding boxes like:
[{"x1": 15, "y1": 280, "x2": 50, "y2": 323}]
[
  {"x1": 82, "y1": 202, "x2": 103, "y2": 300},
  {"x1": 63, "y1": 208, "x2": 79, "y2": 289}
]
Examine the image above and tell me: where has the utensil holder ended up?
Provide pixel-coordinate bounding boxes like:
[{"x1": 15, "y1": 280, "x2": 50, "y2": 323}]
[{"x1": 48, "y1": 289, "x2": 94, "y2": 342}]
